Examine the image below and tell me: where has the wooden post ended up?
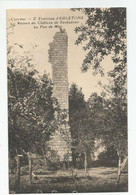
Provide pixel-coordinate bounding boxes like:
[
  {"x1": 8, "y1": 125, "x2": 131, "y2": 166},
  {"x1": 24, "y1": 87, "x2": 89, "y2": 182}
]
[
  {"x1": 28, "y1": 151, "x2": 32, "y2": 185},
  {"x1": 15, "y1": 154, "x2": 21, "y2": 190}
]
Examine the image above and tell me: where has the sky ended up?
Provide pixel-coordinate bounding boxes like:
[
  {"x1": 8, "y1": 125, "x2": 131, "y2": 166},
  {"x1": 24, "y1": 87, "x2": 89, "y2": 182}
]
[{"x1": 7, "y1": 8, "x2": 114, "y2": 100}]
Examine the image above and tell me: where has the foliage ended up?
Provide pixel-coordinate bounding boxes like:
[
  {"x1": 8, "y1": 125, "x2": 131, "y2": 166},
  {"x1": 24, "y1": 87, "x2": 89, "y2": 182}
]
[
  {"x1": 73, "y1": 8, "x2": 127, "y2": 159},
  {"x1": 98, "y1": 146, "x2": 118, "y2": 167},
  {"x1": 69, "y1": 84, "x2": 96, "y2": 167},
  {"x1": 87, "y1": 92, "x2": 127, "y2": 158},
  {"x1": 73, "y1": 8, "x2": 126, "y2": 79},
  {"x1": 101, "y1": 96, "x2": 127, "y2": 157},
  {"x1": 8, "y1": 44, "x2": 60, "y2": 158}
]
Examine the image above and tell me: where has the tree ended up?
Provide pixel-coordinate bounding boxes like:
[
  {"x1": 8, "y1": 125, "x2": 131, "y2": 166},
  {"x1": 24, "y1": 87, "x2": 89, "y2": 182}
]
[
  {"x1": 8, "y1": 42, "x2": 60, "y2": 187},
  {"x1": 73, "y1": 8, "x2": 127, "y2": 185},
  {"x1": 73, "y1": 8, "x2": 126, "y2": 80},
  {"x1": 103, "y1": 94, "x2": 127, "y2": 186},
  {"x1": 87, "y1": 93, "x2": 106, "y2": 133},
  {"x1": 69, "y1": 84, "x2": 95, "y2": 173}
]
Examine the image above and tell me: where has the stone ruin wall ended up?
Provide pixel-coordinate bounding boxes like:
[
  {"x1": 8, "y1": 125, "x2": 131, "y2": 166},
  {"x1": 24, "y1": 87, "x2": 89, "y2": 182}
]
[{"x1": 48, "y1": 29, "x2": 71, "y2": 161}]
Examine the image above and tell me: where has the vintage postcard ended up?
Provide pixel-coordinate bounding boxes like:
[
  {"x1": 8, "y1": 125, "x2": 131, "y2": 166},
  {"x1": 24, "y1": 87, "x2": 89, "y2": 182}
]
[{"x1": 7, "y1": 8, "x2": 127, "y2": 193}]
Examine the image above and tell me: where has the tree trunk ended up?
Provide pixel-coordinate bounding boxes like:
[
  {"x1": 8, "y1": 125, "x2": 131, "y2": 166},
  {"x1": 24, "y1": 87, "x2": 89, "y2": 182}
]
[
  {"x1": 15, "y1": 154, "x2": 21, "y2": 190},
  {"x1": 84, "y1": 152, "x2": 87, "y2": 176},
  {"x1": 42, "y1": 146, "x2": 47, "y2": 169},
  {"x1": 28, "y1": 151, "x2": 32, "y2": 185},
  {"x1": 117, "y1": 150, "x2": 121, "y2": 186},
  {"x1": 72, "y1": 149, "x2": 76, "y2": 168},
  {"x1": 121, "y1": 156, "x2": 128, "y2": 171}
]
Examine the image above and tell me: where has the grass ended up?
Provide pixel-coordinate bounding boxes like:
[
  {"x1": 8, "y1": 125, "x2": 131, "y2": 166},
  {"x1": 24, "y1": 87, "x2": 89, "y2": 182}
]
[{"x1": 9, "y1": 167, "x2": 128, "y2": 193}]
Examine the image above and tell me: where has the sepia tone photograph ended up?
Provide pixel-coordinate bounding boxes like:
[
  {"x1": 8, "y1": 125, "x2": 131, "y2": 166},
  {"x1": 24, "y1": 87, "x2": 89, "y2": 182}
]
[{"x1": 7, "y1": 8, "x2": 128, "y2": 193}]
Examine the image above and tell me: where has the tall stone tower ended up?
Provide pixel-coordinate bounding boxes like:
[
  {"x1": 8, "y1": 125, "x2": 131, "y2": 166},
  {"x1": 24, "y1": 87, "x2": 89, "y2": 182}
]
[
  {"x1": 49, "y1": 29, "x2": 69, "y2": 110},
  {"x1": 48, "y1": 29, "x2": 71, "y2": 162}
]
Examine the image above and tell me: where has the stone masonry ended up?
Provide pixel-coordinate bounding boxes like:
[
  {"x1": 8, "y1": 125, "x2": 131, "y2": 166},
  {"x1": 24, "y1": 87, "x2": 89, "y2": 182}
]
[{"x1": 48, "y1": 29, "x2": 71, "y2": 161}]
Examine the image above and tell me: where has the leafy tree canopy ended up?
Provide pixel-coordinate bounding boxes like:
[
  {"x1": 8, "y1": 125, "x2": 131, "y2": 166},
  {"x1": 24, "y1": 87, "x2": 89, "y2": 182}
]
[{"x1": 73, "y1": 8, "x2": 126, "y2": 77}]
